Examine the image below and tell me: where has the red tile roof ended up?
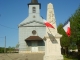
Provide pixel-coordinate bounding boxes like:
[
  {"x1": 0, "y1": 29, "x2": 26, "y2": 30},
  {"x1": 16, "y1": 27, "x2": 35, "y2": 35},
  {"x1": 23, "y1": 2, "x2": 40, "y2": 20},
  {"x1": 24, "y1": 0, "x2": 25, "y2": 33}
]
[{"x1": 25, "y1": 36, "x2": 43, "y2": 40}]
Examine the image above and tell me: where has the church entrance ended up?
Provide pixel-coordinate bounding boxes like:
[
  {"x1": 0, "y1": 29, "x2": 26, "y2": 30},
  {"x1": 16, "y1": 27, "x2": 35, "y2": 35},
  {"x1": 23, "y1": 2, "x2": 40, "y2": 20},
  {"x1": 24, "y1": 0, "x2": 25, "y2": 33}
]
[
  {"x1": 31, "y1": 41, "x2": 38, "y2": 52},
  {"x1": 25, "y1": 36, "x2": 45, "y2": 53}
]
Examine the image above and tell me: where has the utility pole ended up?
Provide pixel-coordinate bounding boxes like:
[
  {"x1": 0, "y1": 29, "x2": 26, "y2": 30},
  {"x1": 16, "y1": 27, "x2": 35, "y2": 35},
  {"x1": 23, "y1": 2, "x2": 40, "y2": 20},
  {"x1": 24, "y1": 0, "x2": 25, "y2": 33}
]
[{"x1": 4, "y1": 36, "x2": 6, "y2": 53}]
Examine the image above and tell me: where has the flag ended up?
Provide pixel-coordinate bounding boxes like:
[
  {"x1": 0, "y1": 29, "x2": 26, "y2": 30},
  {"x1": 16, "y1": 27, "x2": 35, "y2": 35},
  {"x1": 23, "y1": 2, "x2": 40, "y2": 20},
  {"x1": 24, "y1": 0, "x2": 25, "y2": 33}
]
[
  {"x1": 43, "y1": 19, "x2": 54, "y2": 28},
  {"x1": 63, "y1": 21, "x2": 71, "y2": 37}
]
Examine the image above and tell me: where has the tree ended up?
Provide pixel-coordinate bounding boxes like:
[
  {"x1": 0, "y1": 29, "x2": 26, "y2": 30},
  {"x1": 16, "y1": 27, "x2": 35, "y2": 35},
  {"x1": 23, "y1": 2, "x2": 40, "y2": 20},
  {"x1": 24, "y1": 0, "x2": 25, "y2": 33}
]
[
  {"x1": 70, "y1": 6, "x2": 80, "y2": 59},
  {"x1": 0, "y1": 47, "x2": 4, "y2": 53},
  {"x1": 15, "y1": 43, "x2": 19, "y2": 49}
]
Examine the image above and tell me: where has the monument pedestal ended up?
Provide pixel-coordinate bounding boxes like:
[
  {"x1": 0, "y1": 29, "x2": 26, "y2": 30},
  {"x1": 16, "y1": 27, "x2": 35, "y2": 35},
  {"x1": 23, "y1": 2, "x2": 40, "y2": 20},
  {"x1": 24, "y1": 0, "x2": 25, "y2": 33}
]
[
  {"x1": 43, "y1": 34, "x2": 63, "y2": 60},
  {"x1": 44, "y1": 55, "x2": 63, "y2": 60}
]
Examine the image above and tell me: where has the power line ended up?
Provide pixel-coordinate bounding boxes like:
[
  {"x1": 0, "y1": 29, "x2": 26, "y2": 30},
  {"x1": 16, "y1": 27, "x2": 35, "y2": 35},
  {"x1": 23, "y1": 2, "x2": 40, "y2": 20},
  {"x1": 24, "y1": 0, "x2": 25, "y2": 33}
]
[{"x1": 0, "y1": 24, "x2": 18, "y2": 30}]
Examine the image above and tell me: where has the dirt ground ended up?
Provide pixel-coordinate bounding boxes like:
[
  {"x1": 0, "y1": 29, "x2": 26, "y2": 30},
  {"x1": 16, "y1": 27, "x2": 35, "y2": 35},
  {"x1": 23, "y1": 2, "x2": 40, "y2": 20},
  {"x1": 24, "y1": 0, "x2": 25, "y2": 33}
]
[{"x1": 0, "y1": 53, "x2": 44, "y2": 60}]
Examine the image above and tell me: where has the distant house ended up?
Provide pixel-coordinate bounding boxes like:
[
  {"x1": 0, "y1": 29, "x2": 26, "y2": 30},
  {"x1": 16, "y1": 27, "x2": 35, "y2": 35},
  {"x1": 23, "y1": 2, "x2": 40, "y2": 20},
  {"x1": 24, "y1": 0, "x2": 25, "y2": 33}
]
[{"x1": 18, "y1": 0, "x2": 46, "y2": 53}]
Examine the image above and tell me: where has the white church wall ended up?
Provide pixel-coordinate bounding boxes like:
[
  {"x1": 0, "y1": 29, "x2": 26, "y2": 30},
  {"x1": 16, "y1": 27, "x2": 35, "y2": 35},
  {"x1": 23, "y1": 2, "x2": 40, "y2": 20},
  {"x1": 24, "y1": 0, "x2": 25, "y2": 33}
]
[
  {"x1": 18, "y1": 0, "x2": 46, "y2": 53},
  {"x1": 19, "y1": 24, "x2": 46, "y2": 52}
]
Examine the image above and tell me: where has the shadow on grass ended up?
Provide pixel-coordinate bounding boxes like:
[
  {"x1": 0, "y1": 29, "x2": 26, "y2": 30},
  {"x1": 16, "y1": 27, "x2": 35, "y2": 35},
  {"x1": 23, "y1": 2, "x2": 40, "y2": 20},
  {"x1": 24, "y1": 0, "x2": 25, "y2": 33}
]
[{"x1": 63, "y1": 51, "x2": 78, "y2": 60}]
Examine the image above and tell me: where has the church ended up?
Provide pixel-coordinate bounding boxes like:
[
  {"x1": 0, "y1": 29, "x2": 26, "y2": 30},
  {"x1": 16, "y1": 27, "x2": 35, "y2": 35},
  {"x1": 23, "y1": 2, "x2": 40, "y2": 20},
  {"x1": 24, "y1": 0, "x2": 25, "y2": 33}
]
[{"x1": 18, "y1": 0, "x2": 46, "y2": 53}]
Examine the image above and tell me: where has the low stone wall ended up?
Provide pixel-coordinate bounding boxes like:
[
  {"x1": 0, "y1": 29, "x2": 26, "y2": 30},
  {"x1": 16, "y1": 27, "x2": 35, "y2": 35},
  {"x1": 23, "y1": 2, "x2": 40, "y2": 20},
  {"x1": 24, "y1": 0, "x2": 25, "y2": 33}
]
[{"x1": 19, "y1": 51, "x2": 44, "y2": 53}]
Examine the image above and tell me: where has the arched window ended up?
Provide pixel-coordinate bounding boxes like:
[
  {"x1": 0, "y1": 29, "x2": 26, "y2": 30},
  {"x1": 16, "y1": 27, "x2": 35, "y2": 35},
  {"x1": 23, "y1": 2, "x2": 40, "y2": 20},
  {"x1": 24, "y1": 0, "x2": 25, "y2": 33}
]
[{"x1": 32, "y1": 7, "x2": 36, "y2": 13}]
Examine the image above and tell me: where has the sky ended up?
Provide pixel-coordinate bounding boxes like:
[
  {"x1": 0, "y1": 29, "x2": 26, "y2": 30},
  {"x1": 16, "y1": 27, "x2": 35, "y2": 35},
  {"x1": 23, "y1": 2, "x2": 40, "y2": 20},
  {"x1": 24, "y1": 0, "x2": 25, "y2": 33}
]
[{"x1": 0, "y1": 0, "x2": 80, "y2": 48}]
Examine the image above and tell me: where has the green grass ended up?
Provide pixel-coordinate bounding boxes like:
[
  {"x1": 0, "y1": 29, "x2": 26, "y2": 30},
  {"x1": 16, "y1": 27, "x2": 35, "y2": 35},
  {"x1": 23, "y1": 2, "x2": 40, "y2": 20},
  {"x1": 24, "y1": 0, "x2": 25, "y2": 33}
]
[
  {"x1": 64, "y1": 58, "x2": 78, "y2": 60},
  {"x1": 64, "y1": 55, "x2": 78, "y2": 60}
]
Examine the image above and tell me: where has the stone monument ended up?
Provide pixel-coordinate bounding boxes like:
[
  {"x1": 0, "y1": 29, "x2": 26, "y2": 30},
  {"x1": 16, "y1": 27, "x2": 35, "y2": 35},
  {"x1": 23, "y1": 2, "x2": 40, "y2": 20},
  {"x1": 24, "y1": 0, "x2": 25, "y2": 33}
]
[{"x1": 43, "y1": 3, "x2": 63, "y2": 60}]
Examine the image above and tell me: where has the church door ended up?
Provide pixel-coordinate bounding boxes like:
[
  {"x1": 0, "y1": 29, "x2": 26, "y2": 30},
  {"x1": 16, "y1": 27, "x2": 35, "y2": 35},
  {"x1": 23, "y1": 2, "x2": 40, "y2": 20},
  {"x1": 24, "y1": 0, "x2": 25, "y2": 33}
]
[{"x1": 31, "y1": 41, "x2": 38, "y2": 52}]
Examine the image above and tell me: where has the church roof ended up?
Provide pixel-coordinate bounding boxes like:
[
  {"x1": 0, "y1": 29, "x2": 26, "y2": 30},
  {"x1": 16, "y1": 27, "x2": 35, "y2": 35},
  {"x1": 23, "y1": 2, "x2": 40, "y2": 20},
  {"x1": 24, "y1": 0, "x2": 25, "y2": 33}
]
[
  {"x1": 31, "y1": 0, "x2": 38, "y2": 3},
  {"x1": 25, "y1": 36, "x2": 43, "y2": 41},
  {"x1": 18, "y1": 20, "x2": 45, "y2": 27},
  {"x1": 28, "y1": 0, "x2": 41, "y2": 9}
]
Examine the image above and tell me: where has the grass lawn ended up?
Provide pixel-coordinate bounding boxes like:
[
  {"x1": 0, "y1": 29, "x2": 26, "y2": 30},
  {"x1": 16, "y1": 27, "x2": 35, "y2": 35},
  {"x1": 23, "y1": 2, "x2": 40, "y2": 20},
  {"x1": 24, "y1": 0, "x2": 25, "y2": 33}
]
[
  {"x1": 64, "y1": 58, "x2": 78, "y2": 60},
  {"x1": 64, "y1": 55, "x2": 78, "y2": 60}
]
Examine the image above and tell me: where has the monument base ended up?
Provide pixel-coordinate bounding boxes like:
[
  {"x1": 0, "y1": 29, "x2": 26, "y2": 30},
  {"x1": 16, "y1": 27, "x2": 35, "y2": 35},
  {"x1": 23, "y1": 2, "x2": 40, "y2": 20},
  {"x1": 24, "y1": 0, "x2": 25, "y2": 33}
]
[{"x1": 44, "y1": 55, "x2": 63, "y2": 60}]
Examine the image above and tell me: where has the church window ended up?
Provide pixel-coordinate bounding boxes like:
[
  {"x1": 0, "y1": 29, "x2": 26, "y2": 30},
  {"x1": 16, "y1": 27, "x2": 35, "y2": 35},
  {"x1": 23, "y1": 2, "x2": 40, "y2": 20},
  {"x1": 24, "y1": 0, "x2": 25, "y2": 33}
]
[
  {"x1": 32, "y1": 30, "x2": 36, "y2": 35},
  {"x1": 32, "y1": 7, "x2": 36, "y2": 13},
  {"x1": 33, "y1": 15, "x2": 35, "y2": 18}
]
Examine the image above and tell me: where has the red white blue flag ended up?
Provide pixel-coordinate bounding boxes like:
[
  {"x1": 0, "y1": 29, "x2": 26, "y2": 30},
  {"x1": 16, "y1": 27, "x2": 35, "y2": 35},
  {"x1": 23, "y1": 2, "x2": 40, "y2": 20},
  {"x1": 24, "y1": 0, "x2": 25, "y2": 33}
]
[
  {"x1": 63, "y1": 21, "x2": 71, "y2": 37},
  {"x1": 43, "y1": 19, "x2": 54, "y2": 28}
]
